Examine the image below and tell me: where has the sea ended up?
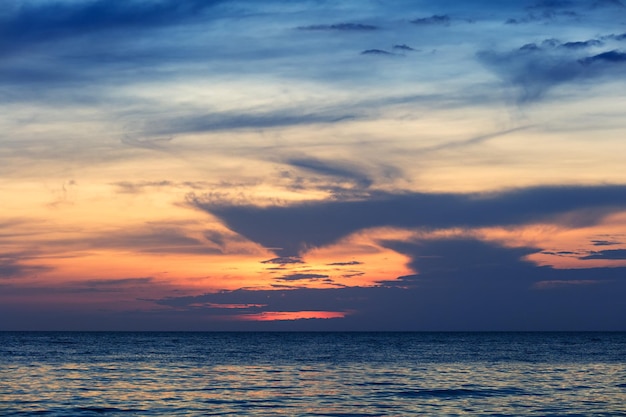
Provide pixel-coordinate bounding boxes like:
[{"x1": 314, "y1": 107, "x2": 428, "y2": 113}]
[{"x1": 1, "y1": 332, "x2": 625, "y2": 416}]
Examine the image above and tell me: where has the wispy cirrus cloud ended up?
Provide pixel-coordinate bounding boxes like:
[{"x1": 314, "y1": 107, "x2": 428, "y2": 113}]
[
  {"x1": 478, "y1": 38, "x2": 626, "y2": 102},
  {"x1": 0, "y1": 0, "x2": 225, "y2": 55},
  {"x1": 0, "y1": 258, "x2": 52, "y2": 279}
]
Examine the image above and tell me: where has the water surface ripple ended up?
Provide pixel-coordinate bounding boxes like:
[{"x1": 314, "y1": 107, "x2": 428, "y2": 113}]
[{"x1": 1, "y1": 332, "x2": 625, "y2": 416}]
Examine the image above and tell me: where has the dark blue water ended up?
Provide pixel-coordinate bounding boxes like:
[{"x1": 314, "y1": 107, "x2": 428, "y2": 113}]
[{"x1": 1, "y1": 332, "x2": 625, "y2": 416}]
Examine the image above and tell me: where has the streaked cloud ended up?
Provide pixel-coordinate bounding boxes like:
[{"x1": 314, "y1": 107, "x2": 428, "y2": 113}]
[
  {"x1": 192, "y1": 185, "x2": 626, "y2": 256},
  {"x1": 297, "y1": 23, "x2": 379, "y2": 31},
  {"x1": 411, "y1": 15, "x2": 452, "y2": 26},
  {"x1": 2, "y1": 0, "x2": 626, "y2": 330}
]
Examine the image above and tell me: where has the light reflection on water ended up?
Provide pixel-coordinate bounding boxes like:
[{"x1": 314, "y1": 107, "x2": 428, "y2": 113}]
[{"x1": 1, "y1": 332, "x2": 625, "y2": 416}]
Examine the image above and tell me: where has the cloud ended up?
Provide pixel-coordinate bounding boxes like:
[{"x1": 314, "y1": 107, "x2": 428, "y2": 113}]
[
  {"x1": 605, "y1": 32, "x2": 626, "y2": 41},
  {"x1": 48, "y1": 277, "x2": 158, "y2": 293},
  {"x1": 478, "y1": 39, "x2": 626, "y2": 102},
  {"x1": 411, "y1": 15, "x2": 451, "y2": 26},
  {"x1": 504, "y1": 10, "x2": 579, "y2": 24},
  {"x1": 381, "y1": 238, "x2": 538, "y2": 279},
  {"x1": 532, "y1": 280, "x2": 606, "y2": 289},
  {"x1": 361, "y1": 49, "x2": 394, "y2": 56},
  {"x1": 393, "y1": 44, "x2": 417, "y2": 52},
  {"x1": 560, "y1": 40, "x2": 604, "y2": 49},
  {"x1": 327, "y1": 261, "x2": 363, "y2": 266},
  {"x1": 32, "y1": 223, "x2": 226, "y2": 256},
  {"x1": 146, "y1": 110, "x2": 356, "y2": 135},
  {"x1": 580, "y1": 249, "x2": 626, "y2": 260},
  {"x1": 121, "y1": 136, "x2": 174, "y2": 151},
  {"x1": 277, "y1": 273, "x2": 330, "y2": 282},
  {"x1": 190, "y1": 185, "x2": 626, "y2": 256},
  {"x1": 261, "y1": 257, "x2": 304, "y2": 265},
  {"x1": 503, "y1": 0, "x2": 582, "y2": 24},
  {"x1": 150, "y1": 236, "x2": 626, "y2": 330},
  {"x1": 591, "y1": 239, "x2": 621, "y2": 246},
  {"x1": 581, "y1": 50, "x2": 626, "y2": 64},
  {"x1": 0, "y1": 0, "x2": 223, "y2": 55},
  {"x1": 0, "y1": 259, "x2": 51, "y2": 279},
  {"x1": 297, "y1": 23, "x2": 378, "y2": 31},
  {"x1": 286, "y1": 157, "x2": 373, "y2": 189},
  {"x1": 414, "y1": 126, "x2": 530, "y2": 155},
  {"x1": 0, "y1": 248, "x2": 55, "y2": 279},
  {"x1": 591, "y1": 0, "x2": 625, "y2": 8}
]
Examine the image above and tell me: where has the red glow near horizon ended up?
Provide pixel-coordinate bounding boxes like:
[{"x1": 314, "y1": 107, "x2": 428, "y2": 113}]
[{"x1": 235, "y1": 311, "x2": 347, "y2": 321}]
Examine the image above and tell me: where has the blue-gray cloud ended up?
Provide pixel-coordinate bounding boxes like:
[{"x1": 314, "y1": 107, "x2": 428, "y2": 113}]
[
  {"x1": 277, "y1": 273, "x2": 330, "y2": 282},
  {"x1": 286, "y1": 158, "x2": 373, "y2": 189},
  {"x1": 560, "y1": 40, "x2": 604, "y2": 49},
  {"x1": 478, "y1": 38, "x2": 626, "y2": 102},
  {"x1": 297, "y1": 23, "x2": 379, "y2": 31},
  {"x1": 145, "y1": 111, "x2": 356, "y2": 135},
  {"x1": 0, "y1": 0, "x2": 223, "y2": 55},
  {"x1": 581, "y1": 50, "x2": 626, "y2": 64},
  {"x1": 0, "y1": 259, "x2": 51, "y2": 279},
  {"x1": 191, "y1": 185, "x2": 626, "y2": 256},
  {"x1": 411, "y1": 15, "x2": 451, "y2": 26},
  {"x1": 361, "y1": 49, "x2": 395, "y2": 56},
  {"x1": 393, "y1": 44, "x2": 418, "y2": 52}
]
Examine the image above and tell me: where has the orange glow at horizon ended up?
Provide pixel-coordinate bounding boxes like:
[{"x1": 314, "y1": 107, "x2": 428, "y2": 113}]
[{"x1": 234, "y1": 311, "x2": 348, "y2": 321}]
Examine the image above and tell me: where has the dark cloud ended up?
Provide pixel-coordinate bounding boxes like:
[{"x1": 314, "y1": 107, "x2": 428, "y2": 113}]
[
  {"x1": 393, "y1": 44, "x2": 417, "y2": 52},
  {"x1": 190, "y1": 185, "x2": 626, "y2": 256},
  {"x1": 83, "y1": 277, "x2": 154, "y2": 287},
  {"x1": 113, "y1": 180, "x2": 174, "y2": 193},
  {"x1": 591, "y1": 0, "x2": 625, "y2": 8},
  {"x1": 580, "y1": 249, "x2": 626, "y2": 260},
  {"x1": 286, "y1": 158, "x2": 373, "y2": 189},
  {"x1": 581, "y1": 50, "x2": 626, "y2": 64},
  {"x1": 504, "y1": 6, "x2": 579, "y2": 24},
  {"x1": 327, "y1": 261, "x2": 363, "y2": 266},
  {"x1": 361, "y1": 49, "x2": 394, "y2": 56},
  {"x1": 342, "y1": 272, "x2": 364, "y2": 278},
  {"x1": 0, "y1": 259, "x2": 51, "y2": 279},
  {"x1": 528, "y1": 0, "x2": 574, "y2": 9},
  {"x1": 297, "y1": 23, "x2": 378, "y2": 31},
  {"x1": 411, "y1": 15, "x2": 451, "y2": 26},
  {"x1": 261, "y1": 257, "x2": 304, "y2": 265},
  {"x1": 36, "y1": 224, "x2": 223, "y2": 256},
  {"x1": 560, "y1": 39, "x2": 604, "y2": 49},
  {"x1": 149, "y1": 237, "x2": 626, "y2": 330},
  {"x1": 202, "y1": 230, "x2": 249, "y2": 254},
  {"x1": 277, "y1": 273, "x2": 330, "y2": 281},
  {"x1": 381, "y1": 238, "x2": 538, "y2": 279},
  {"x1": 38, "y1": 277, "x2": 158, "y2": 294},
  {"x1": 591, "y1": 239, "x2": 621, "y2": 246},
  {"x1": 156, "y1": 287, "x2": 354, "y2": 315},
  {"x1": 606, "y1": 32, "x2": 626, "y2": 41},
  {"x1": 147, "y1": 110, "x2": 356, "y2": 135},
  {"x1": 0, "y1": 0, "x2": 223, "y2": 55},
  {"x1": 5, "y1": 236, "x2": 625, "y2": 330},
  {"x1": 478, "y1": 40, "x2": 626, "y2": 102}
]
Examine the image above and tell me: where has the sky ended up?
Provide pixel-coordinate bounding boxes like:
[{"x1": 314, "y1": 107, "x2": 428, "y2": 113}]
[{"x1": 2, "y1": 0, "x2": 626, "y2": 331}]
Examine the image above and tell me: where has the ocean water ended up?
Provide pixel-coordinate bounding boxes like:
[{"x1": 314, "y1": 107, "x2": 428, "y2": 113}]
[{"x1": 1, "y1": 332, "x2": 625, "y2": 416}]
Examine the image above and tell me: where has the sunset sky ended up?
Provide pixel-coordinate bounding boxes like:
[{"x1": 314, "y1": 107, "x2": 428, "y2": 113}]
[{"x1": 2, "y1": 0, "x2": 626, "y2": 330}]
